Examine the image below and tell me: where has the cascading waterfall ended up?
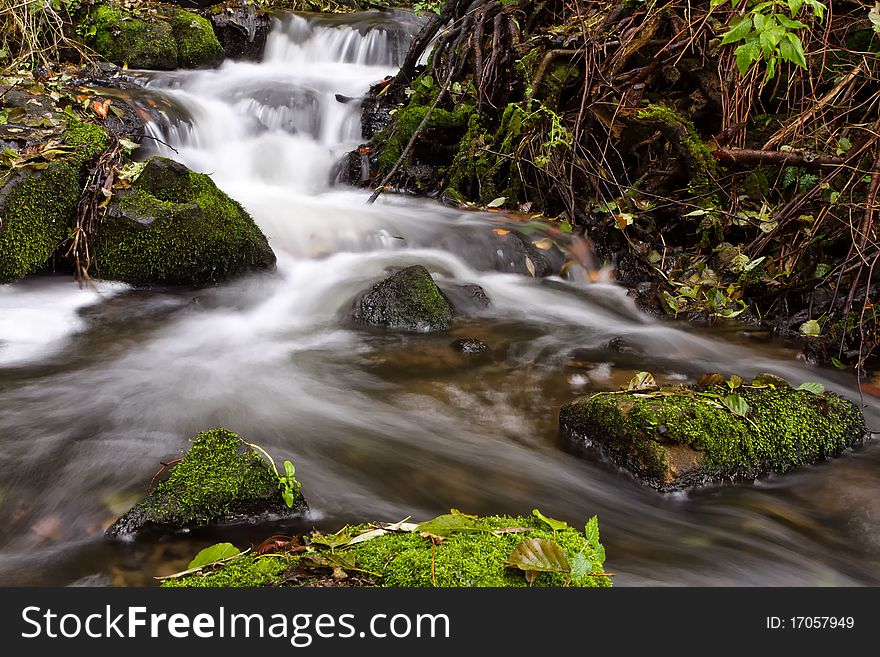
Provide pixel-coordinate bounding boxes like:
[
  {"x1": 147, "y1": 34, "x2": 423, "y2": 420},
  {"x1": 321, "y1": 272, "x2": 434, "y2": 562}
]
[{"x1": 0, "y1": 11, "x2": 878, "y2": 587}]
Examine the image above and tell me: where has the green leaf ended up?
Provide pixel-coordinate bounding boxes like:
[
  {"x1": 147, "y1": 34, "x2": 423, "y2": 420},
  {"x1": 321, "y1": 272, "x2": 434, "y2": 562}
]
[
  {"x1": 188, "y1": 543, "x2": 240, "y2": 570},
  {"x1": 735, "y1": 39, "x2": 761, "y2": 76},
  {"x1": 788, "y1": 0, "x2": 805, "y2": 16},
  {"x1": 797, "y1": 381, "x2": 825, "y2": 395},
  {"x1": 722, "y1": 18, "x2": 753, "y2": 45},
  {"x1": 759, "y1": 25, "x2": 786, "y2": 58},
  {"x1": 813, "y1": 263, "x2": 831, "y2": 278},
  {"x1": 282, "y1": 488, "x2": 295, "y2": 508},
  {"x1": 627, "y1": 371, "x2": 656, "y2": 391},
  {"x1": 532, "y1": 509, "x2": 569, "y2": 533},
  {"x1": 662, "y1": 291, "x2": 680, "y2": 314},
  {"x1": 505, "y1": 538, "x2": 571, "y2": 583},
  {"x1": 420, "y1": 75, "x2": 435, "y2": 89},
  {"x1": 778, "y1": 33, "x2": 807, "y2": 68},
  {"x1": 831, "y1": 357, "x2": 847, "y2": 370},
  {"x1": 584, "y1": 517, "x2": 605, "y2": 565},
  {"x1": 284, "y1": 459, "x2": 296, "y2": 480},
  {"x1": 310, "y1": 529, "x2": 353, "y2": 550},
  {"x1": 871, "y1": 3, "x2": 880, "y2": 33},
  {"x1": 775, "y1": 15, "x2": 807, "y2": 30},
  {"x1": 585, "y1": 515, "x2": 600, "y2": 546},
  {"x1": 743, "y1": 256, "x2": 766, "y2": 272},
  {"x1": 799, "y1": 319, "x2": 821, "y2": 337},
  {"x1": 118, "y1": 138, "x2": 140, "y2": 152},
  {"x1": 751, "y1": 373, "x2": 790, "y2": 387},
  {"x1": 486, "y1": 196, "x2": 506, "y2": 208},
  {"x1": 722, "y1": 394, "x2": 750, "y2": 418},
  {"x1": 570, "y1": 552, "x2": 591, "y2": 580},
  {"x1": 417, "y1": 510, "x2": 486, "y2": 537}
]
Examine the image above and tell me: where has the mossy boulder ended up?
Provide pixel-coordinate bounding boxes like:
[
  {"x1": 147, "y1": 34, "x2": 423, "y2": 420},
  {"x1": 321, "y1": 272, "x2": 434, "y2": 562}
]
[
  {"x1": 163, "y1": 513, "x2": 611, "y2": 587},
  {"x1": 0, "y1": 122, "x2": 109, "y2": 284},
  {"x1": 89, "y1": 6, "x2": 223, "y2": 70},
  {"x1": 94, "y1": 157, "x2": 275, "y2": 286},
  {"x1": 352, "y1": 265, "x2": 454, "y2": 332},
  {"x1": 170, "y1": 8, "x2": 224, "y2": 68},
  {"x1": 90, "y1": 5, "x2": 178, "y2": 70},
  {"x1": 106, "y1": 428, "x2": 306, "y2": 539},
  {"x1": 560, "y1": 379, "x2": 865, "y2": 490}
]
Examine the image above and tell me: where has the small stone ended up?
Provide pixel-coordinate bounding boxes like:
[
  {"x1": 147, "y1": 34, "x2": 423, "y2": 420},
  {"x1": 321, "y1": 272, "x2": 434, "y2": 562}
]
[
  {"x1": 106, "y1": 428, "x2": 306, "y2": 539},
  {"x1": 451, "y1": 338, "x2": 489, "y2": 354},
  {"x1": 352, "y1": 265, "x2": 453, "y2": 333}
]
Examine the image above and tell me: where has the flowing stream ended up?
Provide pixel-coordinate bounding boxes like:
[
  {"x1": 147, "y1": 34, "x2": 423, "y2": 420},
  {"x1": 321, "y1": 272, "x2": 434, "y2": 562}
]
[{"x1": 1, "y1": 10, "x2": 879, "y2": 586}]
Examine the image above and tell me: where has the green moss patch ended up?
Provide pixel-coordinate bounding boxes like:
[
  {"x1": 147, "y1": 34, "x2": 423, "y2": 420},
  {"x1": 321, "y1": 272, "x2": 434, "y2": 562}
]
[
  {"x1": 634, "y1": 104, "x2": 717, "y2": 199},
  {"x1": 94, "y1": 157, "x2": 275, "y2": 286},
  {"x1": 560, "y1": 378, "x2": 865, "y2": 490},
  {"x1": 351, "y1": 265, "x2": 453, "y2": 332},
  {"x1": 170, "y1": 9, "x2": 224, "y2": 69},
  {"x1": 375, "y1": 74, "x2": 475, "y2": 178},
  {"x1": 163, "y1": 513, "x2": 611, "y2": 588},
  {"x1": 106, "y1": 427, "x2": 306, "y2": 538},
  {"x1": 0, "y1": 121, "x2": 108, "y2": 284},
  {"x1": 90, "y1": 5, "x2": 178, "y2": 70},
  {"x1": 89, "y1": 5, "x2": 223, "y2": 70}
]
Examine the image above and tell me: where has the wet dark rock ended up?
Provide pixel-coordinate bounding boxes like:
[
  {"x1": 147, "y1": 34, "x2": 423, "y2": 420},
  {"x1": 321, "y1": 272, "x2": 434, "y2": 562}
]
[
  {"x1": 107, "y1": 428, "x2": 306, "y2": 539},
  {"x1": 435, "y1": 225, "x2": 564, "y2": 277},
  {"x1": 222, "y1": 81, "x2": 321, "y2": 136},
  {"x1": 451, "y1": 338, "x2": 489, "y2": 354},
  {"x1": 352, "y1": 265, "x2": 453, "y2": 333},
  {"x1": 440, "y1": 283, "x2": 491, "y2": 314},
  {"x1": 361, "y1": 81, "x2": 396, "y2": 139},
  {"x1": 210, "y1": 4, "x2": 271, "y2": 61},
  {"x1": 332, "y1": 148, "x2": 368, "y2": 186},
  {"x1": 606, "y1": 336, "x2": 641, "y2": 355}
]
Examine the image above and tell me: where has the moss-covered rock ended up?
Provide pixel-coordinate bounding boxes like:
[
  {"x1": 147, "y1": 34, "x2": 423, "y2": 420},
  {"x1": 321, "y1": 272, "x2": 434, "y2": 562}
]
[
  {"x1": 89, "y1": 5, "x2": 223, "y2": 70},
  {"x1": 163, "y1": 514, "x2": 611, "y2": 588},
  {"x1": 560, "y1": 379, "x2": 865, "y2": 490},
  {"x1": 634, "y1": 104, "x2": 717, "y2": 199},
  {"x1": 0, "y1": 121, "x2": 109, "y2": 284},
  {"x1": 90, "y1": 5, "x2": 178, "y2": 70},
  {"x1": 107, "y1": 427, "x2": 306, "y2": 539},
  {"x1": 170, "y1": 8, "x2": 224, "y2": 68},
  {"x1": 352, "y1": 265, "x2": 454, "y2": 332},
  {"x1": 94, "y1": 157, "x2": 275, "y2": 286}
]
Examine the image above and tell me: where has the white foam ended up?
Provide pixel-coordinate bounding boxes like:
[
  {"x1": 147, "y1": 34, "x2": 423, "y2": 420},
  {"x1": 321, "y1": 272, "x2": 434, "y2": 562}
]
[{"x1": 0, "y1": 279, "x2": 127, "y2": 366}]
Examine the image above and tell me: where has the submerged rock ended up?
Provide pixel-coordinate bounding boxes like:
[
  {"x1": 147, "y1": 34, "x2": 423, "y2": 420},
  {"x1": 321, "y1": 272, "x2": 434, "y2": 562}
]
[
  {"x1": 560, "y1": 379, "x2": 865, "y2": 490},
  {"x1": 107, "y1": 428, "x2": 306, "y2": 539},
  {"x1": 89, "y1": 6, "x2": 223, "y2": 70},
  {"x1": 163, "y1": 513, "x2": 610, "y2": 588},
  {"x1": 352, "y1": 265, "x2": 454, "y2": 332},
  {"x1": 94, "y1": 157, "x2": 275, "y2": 286},
  {"x1": 441, "y1": 283, "x2": 491, "y2": 314},
  {"x1": 0, "y1": 122, "x2": 108, "y2": 284},
  {"x1": 451, "y1": 338, "x2": 489, "y2": 354},
  {"x1": 435, "y1": 225, "x2": 563, "y2": 277}
]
